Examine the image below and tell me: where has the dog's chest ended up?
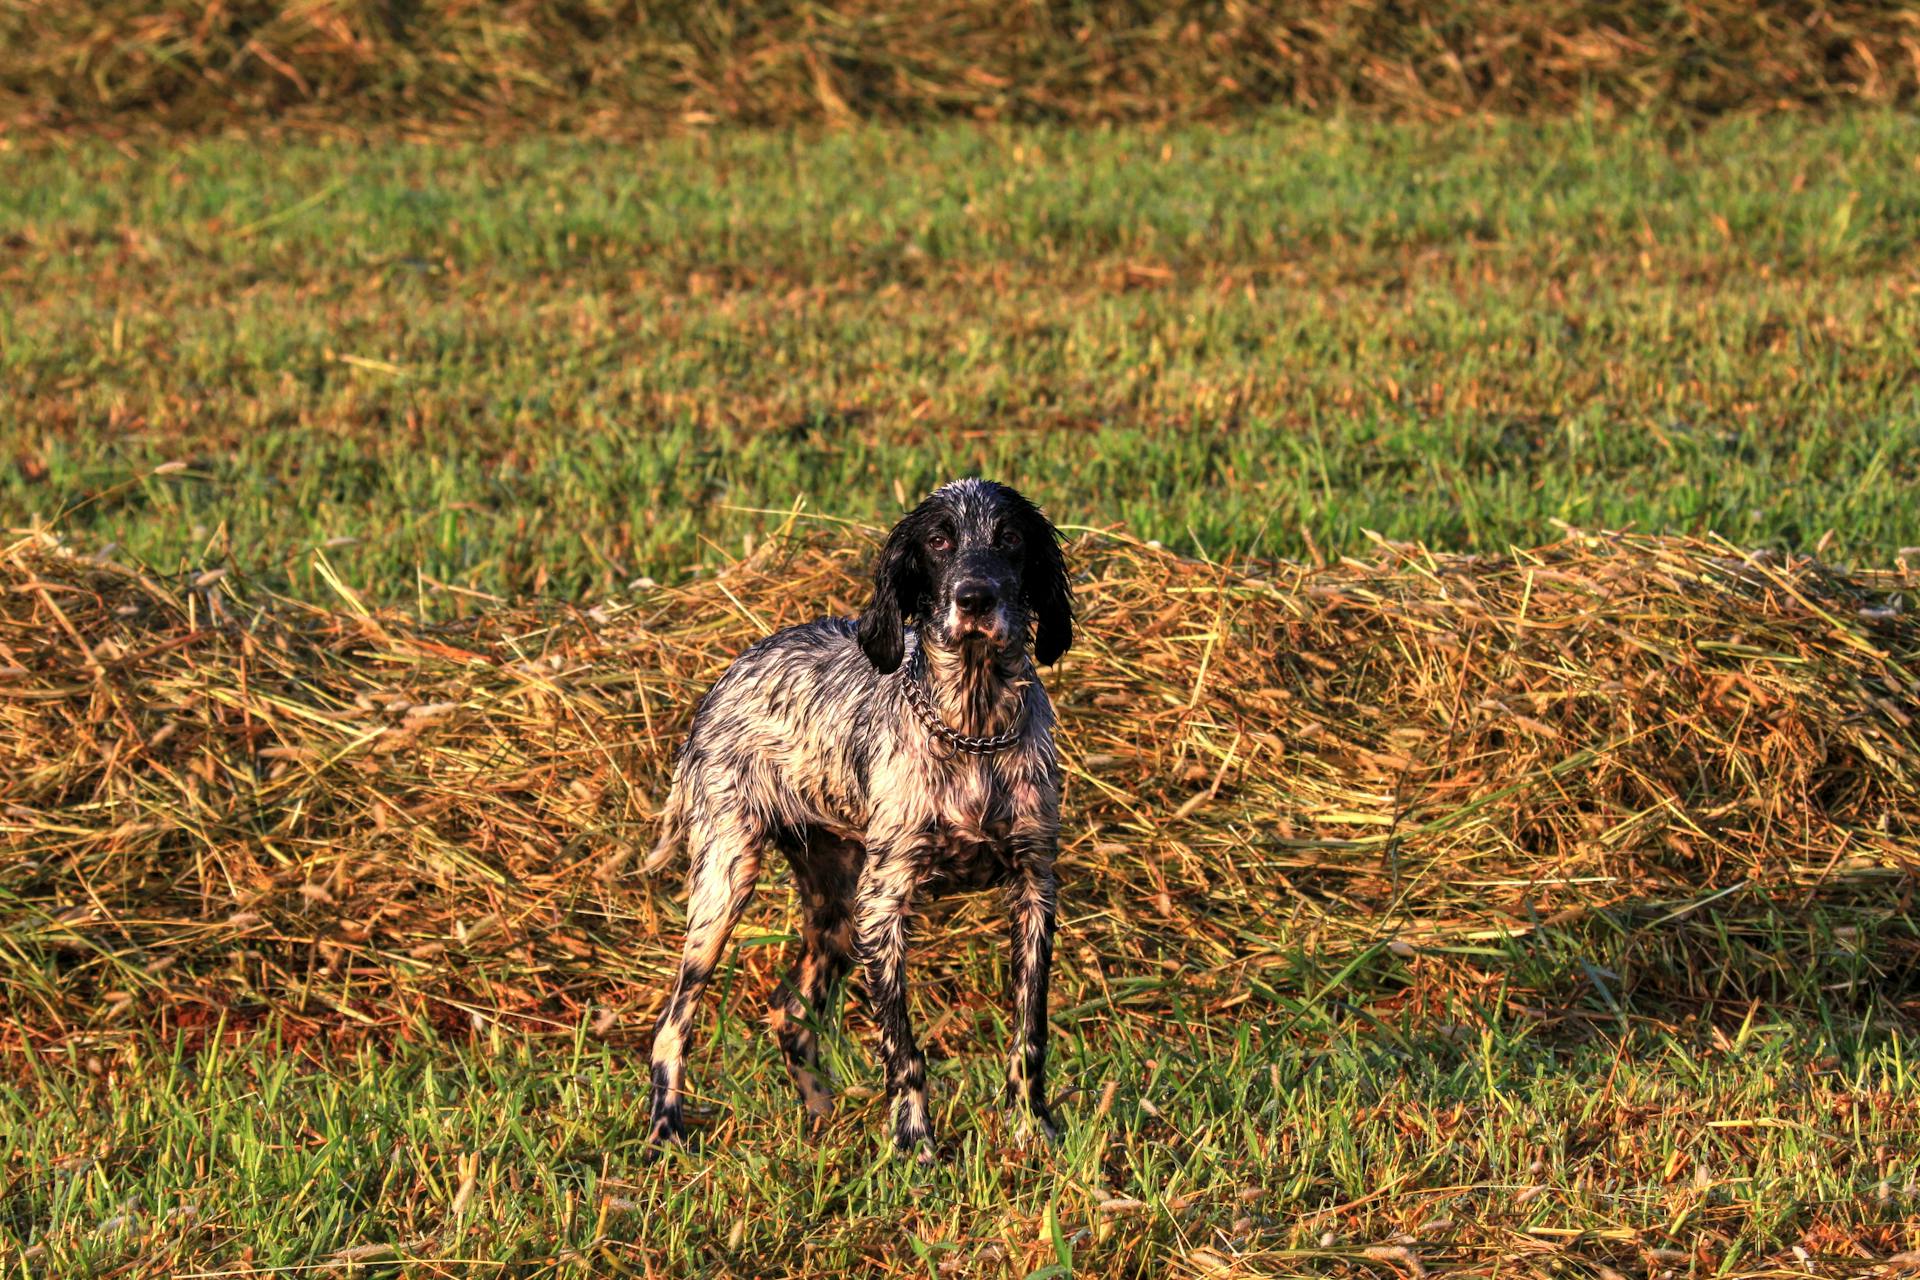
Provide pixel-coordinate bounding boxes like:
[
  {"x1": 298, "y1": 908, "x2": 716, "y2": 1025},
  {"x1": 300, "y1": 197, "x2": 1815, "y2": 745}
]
[{"x1": 920, "y1": 761, "x2": 1015, "y2": 893}]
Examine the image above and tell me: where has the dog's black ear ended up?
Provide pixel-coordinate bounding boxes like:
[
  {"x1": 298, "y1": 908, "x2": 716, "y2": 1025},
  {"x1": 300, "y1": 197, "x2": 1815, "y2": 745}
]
[
  {"x1": 1014, "y1": 492, "x2": 1073, "y2": 665},
  {"x1": 857, "y1": 513, "x2": 926, "y2": 673}
]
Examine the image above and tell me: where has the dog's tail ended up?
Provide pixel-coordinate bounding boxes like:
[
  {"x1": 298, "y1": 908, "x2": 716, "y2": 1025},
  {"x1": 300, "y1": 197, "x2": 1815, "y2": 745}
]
[{"x1": 639, "y1": 781, "x2": 689, "y2": 876}]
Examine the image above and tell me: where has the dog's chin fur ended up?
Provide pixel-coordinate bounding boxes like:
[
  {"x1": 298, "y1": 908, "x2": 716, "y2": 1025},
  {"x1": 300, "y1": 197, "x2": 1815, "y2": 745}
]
[
  {"x1": 920, "y1": 626, "x2": 1030, "y2": 738},
  {"x1": 945, "y1": 629, "x2": 1014, "y2": 671}
]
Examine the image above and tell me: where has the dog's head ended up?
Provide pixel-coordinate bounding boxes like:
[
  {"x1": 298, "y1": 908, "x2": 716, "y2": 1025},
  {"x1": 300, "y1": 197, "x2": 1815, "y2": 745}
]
[{"x1": 856, "y1": 479, "x2": 1072, "y2": 674}]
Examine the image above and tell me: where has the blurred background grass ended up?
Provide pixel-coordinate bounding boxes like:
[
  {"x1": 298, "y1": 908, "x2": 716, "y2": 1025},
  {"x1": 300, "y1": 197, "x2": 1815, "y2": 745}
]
[{"x1": 6, "y1": 113, "x2": 1919, "y2": 608}]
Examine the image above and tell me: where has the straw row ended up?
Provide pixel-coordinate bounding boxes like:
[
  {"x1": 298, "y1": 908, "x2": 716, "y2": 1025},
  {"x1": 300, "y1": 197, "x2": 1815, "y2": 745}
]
[
  {"x1": 2, "y1": 526, "x2": 1915, "y2": 1046},
  {"x1": 6, "y1": 2, "x2": 1918, "y2": 134}
]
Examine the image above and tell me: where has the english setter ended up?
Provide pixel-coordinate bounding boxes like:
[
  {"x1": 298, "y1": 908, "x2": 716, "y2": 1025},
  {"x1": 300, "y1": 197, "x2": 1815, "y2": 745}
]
[{"x1": 645, "y1": 478, "x2": 1072, "y2": 1157}]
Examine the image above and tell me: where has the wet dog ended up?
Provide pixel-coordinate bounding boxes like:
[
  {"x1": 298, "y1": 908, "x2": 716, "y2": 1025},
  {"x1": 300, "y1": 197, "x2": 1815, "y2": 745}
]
[{"x1": 645, "y1": 479, "x2": 1072, "y2": 1156}]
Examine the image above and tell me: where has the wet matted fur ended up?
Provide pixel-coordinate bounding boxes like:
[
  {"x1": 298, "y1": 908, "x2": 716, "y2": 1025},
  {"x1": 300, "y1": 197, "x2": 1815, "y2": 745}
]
[{"x1": 645, "y1": 479, "x2": 1073, "y2": 1156}]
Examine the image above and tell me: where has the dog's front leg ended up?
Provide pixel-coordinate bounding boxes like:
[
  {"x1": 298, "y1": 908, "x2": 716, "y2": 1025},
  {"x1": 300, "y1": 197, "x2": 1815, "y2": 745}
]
[
  {"x1": 854, "y1": 842, "x2": 933, "y2": 1158},
  {"x1": 1005, "y1": 839, "x2": 1059, "y2": 1141}
]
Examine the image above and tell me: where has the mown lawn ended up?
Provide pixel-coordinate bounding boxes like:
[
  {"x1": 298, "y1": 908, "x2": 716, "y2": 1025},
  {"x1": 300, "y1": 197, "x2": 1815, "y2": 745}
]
[
  {"x1": 4, "y1": 113, "x2": 1919, "y2": 607},
  {"x1": 7, "y1": 1012, "x2": 1917, "y2": 1276}
]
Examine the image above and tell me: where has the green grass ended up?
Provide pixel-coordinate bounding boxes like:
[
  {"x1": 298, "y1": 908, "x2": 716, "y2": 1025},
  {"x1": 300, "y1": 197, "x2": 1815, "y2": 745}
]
[
  {"x1": 4, "y1": 113, "x2": 1920, "y2": 611},
  {"x1": 7, "y1": 1001, "x2": 1917, "y2": 1276}
]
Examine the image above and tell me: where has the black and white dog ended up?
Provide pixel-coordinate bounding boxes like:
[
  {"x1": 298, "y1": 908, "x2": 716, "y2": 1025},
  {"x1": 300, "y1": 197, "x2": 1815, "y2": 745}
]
[{"x1": 645, "y1": 479, "x2": 1072, "y2": 1156}]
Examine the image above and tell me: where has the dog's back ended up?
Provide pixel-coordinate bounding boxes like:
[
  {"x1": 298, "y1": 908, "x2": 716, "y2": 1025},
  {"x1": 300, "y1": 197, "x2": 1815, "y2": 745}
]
[{"x1": 646, "y1": 617, "x2": 881, "y2": 872}]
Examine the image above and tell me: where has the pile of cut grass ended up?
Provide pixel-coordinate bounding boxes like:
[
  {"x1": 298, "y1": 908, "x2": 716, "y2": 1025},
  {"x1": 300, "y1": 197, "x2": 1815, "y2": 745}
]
[
  {"x1": 4, "y1": 0, "x2": 1918, "y2": 135},
  {"x1": 4, "y1": 520, "x2": 1916, "y2": 1047}
]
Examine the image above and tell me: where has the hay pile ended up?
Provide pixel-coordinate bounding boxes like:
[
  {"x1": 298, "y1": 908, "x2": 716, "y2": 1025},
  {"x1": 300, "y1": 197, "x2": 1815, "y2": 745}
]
[
  {"x1": 2, "y1": 526, "x2": 1916, "y2": 1048},
  {"x1": 5, "y1": 1, "x2": 1917, "y2": 134}
]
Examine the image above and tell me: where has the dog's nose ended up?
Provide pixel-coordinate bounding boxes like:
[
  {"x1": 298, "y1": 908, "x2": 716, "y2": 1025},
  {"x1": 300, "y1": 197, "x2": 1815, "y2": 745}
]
[{"x1": 953, "y1": 580, "x2": 998, "y2": 615}]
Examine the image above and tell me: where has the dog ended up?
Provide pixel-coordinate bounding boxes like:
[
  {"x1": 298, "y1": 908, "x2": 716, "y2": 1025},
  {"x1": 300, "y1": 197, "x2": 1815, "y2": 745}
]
[{"x1": 644, "y1": 478, "x2": 1073, "y2": 1157}]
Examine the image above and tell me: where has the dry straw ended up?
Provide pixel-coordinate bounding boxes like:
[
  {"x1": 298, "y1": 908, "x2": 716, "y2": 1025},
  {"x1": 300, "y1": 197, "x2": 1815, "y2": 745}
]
[
  {"x1": 4, "y1": 2, "x2": 1918, "y2": 134},
  {"x1": 2, "y1": 524, "x2": 1915, "y2": 1049}
]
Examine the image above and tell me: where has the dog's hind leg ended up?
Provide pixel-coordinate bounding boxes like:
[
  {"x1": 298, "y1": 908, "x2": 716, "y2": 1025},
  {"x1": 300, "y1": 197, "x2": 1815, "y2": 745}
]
[
  {"x1": 771, "y1": 903, "x2": 852, "y2": 1120},
  {"x1": 648, "y1": 806, "x2": 763, "y2": 1145},
  {"x1": 771, "y1": 837, "x2": 858, "y2": 1121}
]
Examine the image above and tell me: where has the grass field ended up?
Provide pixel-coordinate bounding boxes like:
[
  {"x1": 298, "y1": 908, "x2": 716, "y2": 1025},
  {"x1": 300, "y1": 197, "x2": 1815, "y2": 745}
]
[
  {"x1": 5, "y1": 110, "x2": 1920, "y2": 1278},
  {"x1": 10, "y1": 1017, "x2": 1918, "y2": 1277},
  {"x1": 7, "y1": 114, "x2": 1920, "y2": 604}
]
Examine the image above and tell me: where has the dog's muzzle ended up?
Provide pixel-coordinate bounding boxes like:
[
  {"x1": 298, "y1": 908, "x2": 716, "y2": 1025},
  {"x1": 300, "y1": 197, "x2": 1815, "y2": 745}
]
[{"x1": 949, "y1": 579, "x2": 1008, "y2": 641}]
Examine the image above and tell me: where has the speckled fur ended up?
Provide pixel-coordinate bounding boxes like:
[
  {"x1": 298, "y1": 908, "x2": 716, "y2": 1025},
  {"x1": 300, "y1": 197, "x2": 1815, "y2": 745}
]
[{"x1": 645, "y1": 479, "x2": 1072, "y2": 1156}]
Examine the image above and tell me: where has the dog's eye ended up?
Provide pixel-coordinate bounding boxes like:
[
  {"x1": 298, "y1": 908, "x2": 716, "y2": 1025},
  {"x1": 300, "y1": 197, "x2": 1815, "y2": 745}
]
[
  {"x1": 927, "y1": 532, "x2": 952, "y2": 553},
  {"x1": 999, "y1": 527, "x2": 1023, "y2": 550}
]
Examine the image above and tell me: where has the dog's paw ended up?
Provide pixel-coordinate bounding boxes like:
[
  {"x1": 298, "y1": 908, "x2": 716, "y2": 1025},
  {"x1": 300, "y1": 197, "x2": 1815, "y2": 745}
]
[
  {"x1": 891, "y1": 1125, "x2": 939, "y2": 1165},
  {"x1": 647, "y1": 1111, "x2": 687, "y2": 1148},
  {"x1": 792, "y1": 1068, "x2": 836, "y2": 1121},
  {"x1": 1006, "y1": 1104, "x2": 1060, "y2": 1148}
]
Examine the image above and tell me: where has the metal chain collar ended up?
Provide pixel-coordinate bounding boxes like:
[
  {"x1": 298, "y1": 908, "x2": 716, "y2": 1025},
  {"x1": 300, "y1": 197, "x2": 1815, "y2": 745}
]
[{"x1": 900, "y1": 645, "x2": 1028, "y2": 757}]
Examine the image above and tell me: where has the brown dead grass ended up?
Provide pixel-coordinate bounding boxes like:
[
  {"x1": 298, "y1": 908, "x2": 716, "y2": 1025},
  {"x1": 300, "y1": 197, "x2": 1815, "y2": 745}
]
[
  {"x1": 2, "y1": 521, "x2": 1917, "y2": 1051},
  {"x1": 4, "y1": 1, "x2": 1918, "y2": 136}
]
